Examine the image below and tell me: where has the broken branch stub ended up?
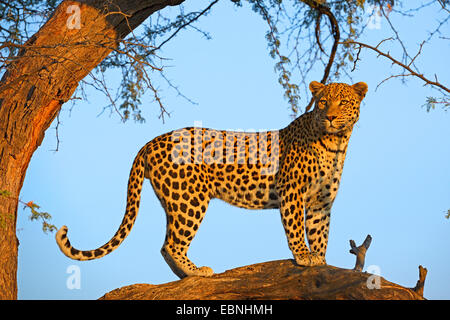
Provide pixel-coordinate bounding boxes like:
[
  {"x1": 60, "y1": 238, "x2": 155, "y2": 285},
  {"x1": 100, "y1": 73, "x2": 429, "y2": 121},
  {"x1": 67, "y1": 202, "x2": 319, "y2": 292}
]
[
  {"x1": 349, "y1": 235, "x2": 372, "y2": 272},
  {"x1": 413, "y1": 265, "x2": 428, "y2": 297}
]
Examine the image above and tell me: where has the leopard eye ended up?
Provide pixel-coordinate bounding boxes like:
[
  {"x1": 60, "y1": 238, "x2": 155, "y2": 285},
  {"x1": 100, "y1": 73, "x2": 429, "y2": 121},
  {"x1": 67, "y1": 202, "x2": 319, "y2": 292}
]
[
  {"x1": 319, "y1": 99, "x2": 327, "y2": 108},
  {"x1": 340, "y1": 99, "x2": 349, "y2": 105}
]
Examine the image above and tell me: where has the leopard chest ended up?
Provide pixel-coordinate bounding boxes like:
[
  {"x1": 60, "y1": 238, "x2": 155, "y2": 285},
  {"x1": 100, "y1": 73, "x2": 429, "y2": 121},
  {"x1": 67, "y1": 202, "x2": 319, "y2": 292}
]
[{"x1": 302, "y1": 144, "x2": 347, "y2": 204}]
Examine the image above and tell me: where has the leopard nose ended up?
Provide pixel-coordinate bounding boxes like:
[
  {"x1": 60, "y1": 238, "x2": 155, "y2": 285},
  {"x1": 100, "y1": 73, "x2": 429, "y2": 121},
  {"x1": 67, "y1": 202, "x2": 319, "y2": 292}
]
[{"x1": 326, "y1": 115, "x2": 337, "y2": 121}]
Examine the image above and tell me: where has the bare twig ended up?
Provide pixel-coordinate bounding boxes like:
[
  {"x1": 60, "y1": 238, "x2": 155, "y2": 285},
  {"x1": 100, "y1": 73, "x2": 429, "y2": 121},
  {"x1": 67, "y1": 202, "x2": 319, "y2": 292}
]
[
  {"x1": 151, "y1": 0, "x2": 219, "y2": 53},
  {"x1": 375, "y1": 73, "x2": 414, "y2": 91},
  {"x1": 51, "y1": 111, "x2": 61, "y2": 152},
  {"x1": 380, "y1": 6, "x2": 417, "y2": 70},
  {"x1": 408, "y1": 41, "x2": 426, "y2": 68},
  {"x1": 349, "y1": 234, "x2": 372, "y2": 272},
  {"x1": 351, "y1": 45, "x2": 362, "y2": 72},
  {"x1": 342, "y1": 39, "x2": 450, "y2": 94},
  {"x1": 437, "y1": 0, "x2": 450, "y2": 13}
]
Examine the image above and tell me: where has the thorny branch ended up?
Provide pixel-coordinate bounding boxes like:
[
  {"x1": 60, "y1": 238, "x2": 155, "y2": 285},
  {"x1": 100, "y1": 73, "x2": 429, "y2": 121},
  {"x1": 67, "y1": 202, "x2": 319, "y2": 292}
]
[{"x1": 342, "y1": 38, "x2": 450, "y2": 94}]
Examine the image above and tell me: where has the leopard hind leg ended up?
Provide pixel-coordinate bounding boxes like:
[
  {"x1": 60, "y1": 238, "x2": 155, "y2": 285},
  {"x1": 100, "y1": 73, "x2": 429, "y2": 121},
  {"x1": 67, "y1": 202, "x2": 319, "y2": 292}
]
[{"x1": 158, "y1": 179, "x2": 214, "y2": 278}]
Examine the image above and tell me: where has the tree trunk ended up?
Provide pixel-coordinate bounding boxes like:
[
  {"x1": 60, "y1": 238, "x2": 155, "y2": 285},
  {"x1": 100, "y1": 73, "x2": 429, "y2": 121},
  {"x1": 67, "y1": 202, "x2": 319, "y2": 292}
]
[{"x1": 0, "y1": 0, "x2": 185, "y2": 300}]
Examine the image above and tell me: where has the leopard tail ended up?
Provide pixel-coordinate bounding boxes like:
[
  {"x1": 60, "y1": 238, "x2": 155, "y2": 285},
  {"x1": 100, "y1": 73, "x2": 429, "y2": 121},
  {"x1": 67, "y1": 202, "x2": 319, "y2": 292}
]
[{"x1": 55, "y1": 146, "x2": 147, "y2": 261}]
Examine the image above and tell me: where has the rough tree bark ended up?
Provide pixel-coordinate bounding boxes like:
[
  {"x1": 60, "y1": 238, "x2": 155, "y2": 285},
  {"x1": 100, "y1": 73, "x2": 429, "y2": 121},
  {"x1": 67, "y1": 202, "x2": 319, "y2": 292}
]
[
  {"x1": 0, "y1": 0, "x2": 185, "y2": 300},
  {"x1": 99, "y1": 260, "x2": 426, "y2": 300}
]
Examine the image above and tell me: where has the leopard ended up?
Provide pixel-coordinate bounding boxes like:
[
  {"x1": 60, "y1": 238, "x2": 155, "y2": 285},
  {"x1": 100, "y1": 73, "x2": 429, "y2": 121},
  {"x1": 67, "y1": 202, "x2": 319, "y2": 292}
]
[{"x1": 56, "y1": 81, "x2": 368, "y2": 279}]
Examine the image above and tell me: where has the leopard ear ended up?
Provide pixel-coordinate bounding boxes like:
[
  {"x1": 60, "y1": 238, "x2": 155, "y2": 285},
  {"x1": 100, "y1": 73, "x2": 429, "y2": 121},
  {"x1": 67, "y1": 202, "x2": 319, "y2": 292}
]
[
  {"x1": 309, "y1": 81, "x2": 325, "y2": 97},
  {"x1": 352, "y1": 82, "x2": 368, "y2": 100}
]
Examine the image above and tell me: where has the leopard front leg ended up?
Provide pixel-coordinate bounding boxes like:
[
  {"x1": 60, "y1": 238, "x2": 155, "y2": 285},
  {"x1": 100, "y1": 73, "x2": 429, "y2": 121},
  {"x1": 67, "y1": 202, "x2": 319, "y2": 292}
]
[
  {"x1": 304, "y1": 196, "x2": 334, "y2": 266},
  {"x1": 278, "y1": 187, "x2": 317, "y2": 267}
]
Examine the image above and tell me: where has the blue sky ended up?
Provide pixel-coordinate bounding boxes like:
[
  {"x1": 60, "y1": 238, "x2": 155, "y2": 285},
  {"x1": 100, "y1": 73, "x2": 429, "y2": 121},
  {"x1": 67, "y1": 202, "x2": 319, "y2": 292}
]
[{"x1": 18, "y1": 1, "x2": 449, "y2": 299}]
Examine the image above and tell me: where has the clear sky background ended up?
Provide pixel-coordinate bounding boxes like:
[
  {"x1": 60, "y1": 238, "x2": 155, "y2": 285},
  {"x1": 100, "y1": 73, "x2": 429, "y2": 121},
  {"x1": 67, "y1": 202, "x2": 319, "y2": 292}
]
[{"x1": 17, "y1": 1, "x2": 449, "y2": 299}]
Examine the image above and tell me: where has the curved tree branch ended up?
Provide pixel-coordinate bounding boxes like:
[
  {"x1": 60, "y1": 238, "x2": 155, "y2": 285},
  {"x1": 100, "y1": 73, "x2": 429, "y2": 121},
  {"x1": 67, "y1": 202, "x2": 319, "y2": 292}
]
[
  {"x1": 315, "y1": 12, "x2": 326, "y2": 55},
  {"x1": 303, "y1": 1, "x2": 340, "y2": 113}
]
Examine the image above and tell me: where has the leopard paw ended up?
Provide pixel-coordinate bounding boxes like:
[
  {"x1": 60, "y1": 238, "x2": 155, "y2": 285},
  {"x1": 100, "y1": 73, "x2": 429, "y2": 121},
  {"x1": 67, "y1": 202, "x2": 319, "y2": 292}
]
[
  {"x1": 309, "y1": 252, "x2": 326, "y2": 266},
  {"x1": 294, "y1": 253, "x2": 313, "y2": 266},
  {"x1": 294, "y1": 252, "x2": 326, "y2": 267},
  {"x1": 189, "y1": 266, "x2": 214, "y2": 277}
]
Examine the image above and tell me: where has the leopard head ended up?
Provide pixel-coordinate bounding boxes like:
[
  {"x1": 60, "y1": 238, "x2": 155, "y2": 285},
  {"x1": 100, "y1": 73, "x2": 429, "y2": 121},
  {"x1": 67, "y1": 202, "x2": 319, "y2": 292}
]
[{"x1": 309, "y1": 81, "x2": 368, "y2": 134}]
